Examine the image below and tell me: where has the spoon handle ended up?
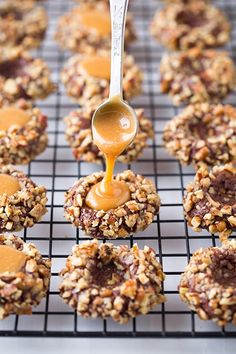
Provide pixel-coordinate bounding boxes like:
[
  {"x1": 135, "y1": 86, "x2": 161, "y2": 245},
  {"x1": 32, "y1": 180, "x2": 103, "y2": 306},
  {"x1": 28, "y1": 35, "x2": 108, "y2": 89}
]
[{"x1": 109, "y1": 0, "x2": 129, "y2": 99}]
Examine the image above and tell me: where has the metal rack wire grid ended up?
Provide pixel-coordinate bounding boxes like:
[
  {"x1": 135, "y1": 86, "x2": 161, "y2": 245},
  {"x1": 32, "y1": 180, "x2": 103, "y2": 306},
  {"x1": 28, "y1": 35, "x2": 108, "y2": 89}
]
[{"x1": 0, "y1": 0, "x2": 235, "y2": 338}]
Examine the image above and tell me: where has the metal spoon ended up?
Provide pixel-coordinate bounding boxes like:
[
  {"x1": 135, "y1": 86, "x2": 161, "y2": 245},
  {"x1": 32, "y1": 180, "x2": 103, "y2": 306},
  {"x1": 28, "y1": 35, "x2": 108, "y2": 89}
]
[{"x1": 91, "y1": 0, "x2": 138, "y2": 146}]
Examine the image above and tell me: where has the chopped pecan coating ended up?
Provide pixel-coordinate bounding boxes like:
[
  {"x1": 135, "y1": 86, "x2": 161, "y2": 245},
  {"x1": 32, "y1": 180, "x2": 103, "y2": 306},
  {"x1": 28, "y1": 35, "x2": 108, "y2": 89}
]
[
  {"x1": 183, "y1": 165, "x2": 236, "y2": 241},
  {"x1": 59, "y1": 239, "x2": 165, "y2": 324},
  {"x1": 0, "y1": 165, "x2": 47, "y2": 233},
  {"x1": 179, "y1": 240, "x2": 236, "y2": 326},
  {"x1": 0, "y1": 47, "x2": 55, "y2": 103},
  {"x1": 0, "y1": 234, "x2": 51, "y2": 319},
  {"x1": 160, "y1": 48, "x2": 236, "y2": 106},
  {"x1": 151, "y1": 2, "x2": 230, "y2": 50},
  {"x1": 163, "y1": 103, "x2": 236, "y2": 168},
  {"x1": 0, "y1": 99, "x2": 48, "y2": 165},
  {"x1": 0, "y1": 1, "x2": 47, "y2": 50},
  {"x1": 64, "y1": 170, "x2": 160, "y2": 239}
]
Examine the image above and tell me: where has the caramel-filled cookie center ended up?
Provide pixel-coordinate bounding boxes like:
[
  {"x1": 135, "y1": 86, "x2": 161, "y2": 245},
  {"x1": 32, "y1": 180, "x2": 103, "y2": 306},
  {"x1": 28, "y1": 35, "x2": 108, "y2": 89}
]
[
  {"x1": 86, "y1": 179, "x2": 130, "y2": 211},
  {"x1": 86, "y1": 96, "x2": 137, "y2": 211},
  {"x1": 0, "y1": 245, "x2": 26, "y2": 273},
  {"x1": 0, "y1": 107, "x2": 30, "y2": 131},
  {"x1": 0, "y1": 174, "x2": 20, "y2": 197},
  {"x1": 76, "y1": 9, "x2": 111, "y2": 36},
  {"x1": 81, "y1": 56, "x2": 110, "y2": 80}
]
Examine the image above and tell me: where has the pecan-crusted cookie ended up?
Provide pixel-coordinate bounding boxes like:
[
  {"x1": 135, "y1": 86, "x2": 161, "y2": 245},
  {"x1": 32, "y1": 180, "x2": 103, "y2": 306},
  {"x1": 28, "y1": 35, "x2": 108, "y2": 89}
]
[
  {"x1": 54, "y1": 4, "x2": 136, "y2": 53},
  {"x1": 59, "y1": 239, "x2": 165, "y2": 324},
  {"x1": 179, "y1": 240, "x2": 236, "y2": 326},
  {"x1": 64, "y1": 105, "x2": 153, "y2": 164},
  {"x1": 163, "y1": 103, "x2": 236, "y2": 168},
  {"x1": 61, "y1": 53, "x2": 143, "y2": 104},
  {"x1": 151, "y1": 2, "x2": 230, "y2": 51},
  {"x1": 0, "y1": 234, "x2": 51, "y2": 319},
  {"x1": 183, "y1": 165, "x2": 236, "y2": 241},
  {"x1": 0, "y1": 99, "x2": 48, "y2": 165},
  {"x1": 0, "y1": 165, "x2": 47, "y2": 232},
  {"x1": 0, "y1": 47, "x2": 55, "y2": 103},
  {"x1": 0, "y1": 1, "x2": 47, "y2": 50},
  {"x1": 160, "y1": 48, "x2": 236, "y2": 106},
  {"x1": 64, "y1": 170, "x2": 160, "y2": 239}
]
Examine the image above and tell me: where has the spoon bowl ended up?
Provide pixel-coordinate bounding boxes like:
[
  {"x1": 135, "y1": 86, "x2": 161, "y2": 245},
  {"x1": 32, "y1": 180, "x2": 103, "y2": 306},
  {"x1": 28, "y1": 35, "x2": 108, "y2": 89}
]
[{"x1": 92, "y1": 96, "x2": 138, "y2": 156}]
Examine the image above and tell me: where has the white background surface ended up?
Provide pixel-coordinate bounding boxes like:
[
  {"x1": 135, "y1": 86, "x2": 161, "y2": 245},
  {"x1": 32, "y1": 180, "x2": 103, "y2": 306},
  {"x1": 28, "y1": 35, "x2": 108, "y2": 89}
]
[{"x1": 1, "y1": 338, "x2": 236, "y2": 354}]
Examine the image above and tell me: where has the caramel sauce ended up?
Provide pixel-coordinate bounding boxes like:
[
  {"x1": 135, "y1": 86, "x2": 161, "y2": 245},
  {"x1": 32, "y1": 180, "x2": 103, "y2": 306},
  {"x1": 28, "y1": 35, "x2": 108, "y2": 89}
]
[
  {"x1": 0, "y1": 174, "x2": 20, "y2": 197},
  {"x1": 81, "y1": 55, "x2": 111, "y2": 80},
  {"x1": 0, "y1": 107, "x2": 30, "y2": 131},
  {"x1": 0, "y1": 245, "x2": 26, "y2": 273},
  {"x1": 85, "y1": 96, "x2": 137, "y2": 211},
  {"x1": 76, "y1": 8, "x2": 111, "y2": 36}
]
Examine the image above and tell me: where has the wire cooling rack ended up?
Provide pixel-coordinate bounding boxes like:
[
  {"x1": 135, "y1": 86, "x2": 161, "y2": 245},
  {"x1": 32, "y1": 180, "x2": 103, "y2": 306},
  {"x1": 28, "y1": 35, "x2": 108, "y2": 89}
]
[{"x1": 0, "y1": 0, "x2": 235, "y2": 338}]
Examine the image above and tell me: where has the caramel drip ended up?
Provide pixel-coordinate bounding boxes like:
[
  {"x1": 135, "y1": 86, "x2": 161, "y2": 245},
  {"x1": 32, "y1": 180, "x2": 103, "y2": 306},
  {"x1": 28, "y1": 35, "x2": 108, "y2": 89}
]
[
  {"x1": 76, "y1": 8, "x2": 111, "y2": 36},
  {"x1": 0, "y1": 174, "x2": 20, "y2": 197},
  {"x1": 0, "y1": 107, "x2": 30, "y2": 131},
  {"x1": 80, "y1": 56, "x2": 111, "y2": 80},
  {"x1": 0, "y1": 245, "x2": 26, "y2": 273},
  {"x1": 85, "y1": 96, "x2": 136, "y2": 211}
]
